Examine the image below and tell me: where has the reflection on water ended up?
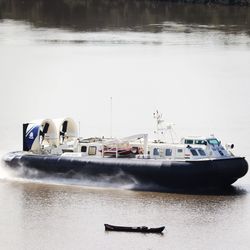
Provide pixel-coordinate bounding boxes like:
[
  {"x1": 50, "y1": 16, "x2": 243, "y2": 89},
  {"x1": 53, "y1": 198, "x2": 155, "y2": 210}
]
[
  {"x1": 1, "y1": 0, "x2": 250, "y2": 35},
  {"x1": 0, "y1": 180, "x2": 249, "y2": 250}
]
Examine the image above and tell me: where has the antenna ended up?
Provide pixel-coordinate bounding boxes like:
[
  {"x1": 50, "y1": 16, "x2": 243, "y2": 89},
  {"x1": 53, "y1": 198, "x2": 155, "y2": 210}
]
[
  {"x1": 110, "y1": 97, "x2": 113, "y2": 138},
  {"x1": 78, "y1": 121, "x2": 80, "y2": 138}
]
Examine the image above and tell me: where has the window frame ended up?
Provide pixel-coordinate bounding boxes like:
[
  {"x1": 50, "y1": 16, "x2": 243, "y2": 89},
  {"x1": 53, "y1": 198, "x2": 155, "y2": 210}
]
[
  {"x1": 190, "y1": 149, "x2": 198, "y2": 156},
  {"x1": 88, "y1": 146, "x2": 97, "y2": 155},
  {"x1": 165, "y1": 148, "x2": 172, "y2": 156}
]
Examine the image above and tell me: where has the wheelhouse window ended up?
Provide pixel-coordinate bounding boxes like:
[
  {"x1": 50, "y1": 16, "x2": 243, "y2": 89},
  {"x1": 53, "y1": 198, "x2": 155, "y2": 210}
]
[
  {"x1": 198, "y1": 149, "x2": 206, "y2": 156},
  {"x1": 190, "y1": 149, "x2": 198, "y2": 156},
  {"x1": 88, "y1": 146, "x2": 97, "y2": 155},
  {"x1": 177, "y1": 149, "x2": 183, "y2": 153},
  {"x1": 165, "y1": 149, "x2": 172, "y2": 156},
  {"x1": 194, "y1": 140, "x2": 206, "y2": 145},
  {"x1": 207, "y1": 138, "x2": 220, "y2": 146},
  {"x1": 184, "y1": 139, "x2": 193, "y2": 144},
  {"x1": 153, "y1": 148, "x2": 159, "y2": 156},
  {"x1": 81, "y1": 146, "x2": 87, "y2": 153}
]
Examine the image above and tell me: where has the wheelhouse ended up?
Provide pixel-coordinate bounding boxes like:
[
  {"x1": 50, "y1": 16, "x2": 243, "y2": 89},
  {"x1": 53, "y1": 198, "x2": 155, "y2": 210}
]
[{"x1": 181, "y1": 136, "x2": 232, "y2": 158}]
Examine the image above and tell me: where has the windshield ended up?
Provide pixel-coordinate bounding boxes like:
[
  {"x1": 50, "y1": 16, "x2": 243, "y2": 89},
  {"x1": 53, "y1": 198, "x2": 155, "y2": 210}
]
[{"x1": 207, "y1": 138, "x2": 220, "y2": 146}]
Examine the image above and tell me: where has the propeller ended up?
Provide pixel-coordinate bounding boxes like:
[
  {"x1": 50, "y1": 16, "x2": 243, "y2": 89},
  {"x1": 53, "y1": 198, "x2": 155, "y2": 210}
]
[
  {"x1": 40, "y1": 122, "x2": 49, "y2": 143},
  {"x1": 40, "y1": 122, "x2": 49, "y2": 137},
  {"x1": 60, "y1": 121, "x2": 68, "y2": 142}
]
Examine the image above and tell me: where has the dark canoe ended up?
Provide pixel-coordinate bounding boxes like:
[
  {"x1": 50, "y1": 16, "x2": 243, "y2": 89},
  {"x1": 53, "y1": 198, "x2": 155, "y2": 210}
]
[{"x1": 104, "y1": 224, "x2": 165, "y2": 233}]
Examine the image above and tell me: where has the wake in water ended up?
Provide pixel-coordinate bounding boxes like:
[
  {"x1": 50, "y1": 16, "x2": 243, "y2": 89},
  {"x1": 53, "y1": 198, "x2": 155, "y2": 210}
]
[
  {"x1": 0, "y1": 154, "x2": 173, "y2": 192},
  {"x1": 0, "y1": 151, "x2": 141, "y2": 189},
  {"x1": 0, "y1": 151, "x2": 16, "y2": 181}
]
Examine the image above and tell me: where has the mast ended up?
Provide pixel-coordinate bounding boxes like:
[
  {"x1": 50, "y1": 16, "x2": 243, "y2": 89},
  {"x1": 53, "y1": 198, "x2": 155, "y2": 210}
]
[
  {"x1": 78, "y1": 121, "x2": 80, "y2": 138},
  {"x1": 153, "y1": 110, "x2": 164, "y2": 142},
  {"x1": 153, "y1": 110, "x2": 176, "y2": 143},
  {"x1": 110, "y1": 96, "x2": 113, "y2": 138}
]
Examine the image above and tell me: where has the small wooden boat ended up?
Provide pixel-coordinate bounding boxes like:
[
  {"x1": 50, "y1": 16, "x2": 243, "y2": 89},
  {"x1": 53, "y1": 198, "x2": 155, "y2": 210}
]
[{"x1": 104, "y1": 224, "x2": 165, "y2": 233}]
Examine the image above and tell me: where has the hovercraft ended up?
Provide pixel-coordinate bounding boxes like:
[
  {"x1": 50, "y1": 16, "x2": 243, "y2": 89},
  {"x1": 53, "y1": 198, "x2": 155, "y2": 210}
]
[{"x1": 2, "y1": 114, "x2": 248, "y2": 188}]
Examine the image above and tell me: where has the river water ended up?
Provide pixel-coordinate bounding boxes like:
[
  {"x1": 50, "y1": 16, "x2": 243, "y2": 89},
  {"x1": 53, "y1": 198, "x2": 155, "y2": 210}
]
[{"x1": 1, "y1": 0, "x2": 250, "y2": 249}]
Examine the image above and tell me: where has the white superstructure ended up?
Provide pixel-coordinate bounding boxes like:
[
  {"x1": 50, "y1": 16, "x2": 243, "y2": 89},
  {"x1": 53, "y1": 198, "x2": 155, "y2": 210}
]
[{"x1": 22, "y1": 114, "x2": 236, "y2": 161}]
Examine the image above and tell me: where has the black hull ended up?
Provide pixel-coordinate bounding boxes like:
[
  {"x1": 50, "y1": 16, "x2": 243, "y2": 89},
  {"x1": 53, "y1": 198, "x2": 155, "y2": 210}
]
[
  {"x1": 3, "y1": 152, "x2": 248, "y2": 188},
  {"x1": 104, "y1": 224, "x2": 165, "y2": 233}
]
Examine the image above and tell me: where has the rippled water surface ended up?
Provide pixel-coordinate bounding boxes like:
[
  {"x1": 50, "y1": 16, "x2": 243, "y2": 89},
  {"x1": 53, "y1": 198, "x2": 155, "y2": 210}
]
[{"x1": 0, "y1": 0, "x2": 250, "y2": 249}]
